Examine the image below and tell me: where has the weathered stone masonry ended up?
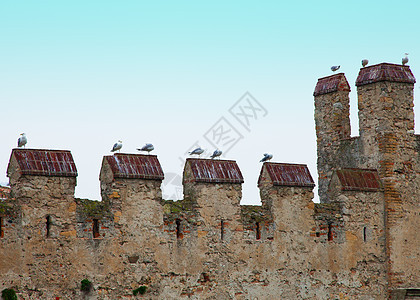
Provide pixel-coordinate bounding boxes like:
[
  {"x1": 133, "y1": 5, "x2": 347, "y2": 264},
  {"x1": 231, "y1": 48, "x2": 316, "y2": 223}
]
[{"x1": 0, "y1": 62, "x2": 419, "y2": 299}]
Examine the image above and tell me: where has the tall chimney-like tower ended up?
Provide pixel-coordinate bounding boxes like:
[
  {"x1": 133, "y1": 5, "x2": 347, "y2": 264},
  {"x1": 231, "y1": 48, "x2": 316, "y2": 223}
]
[
  {"x1": 356, "y1": 63, "x2": 419, "y2": 293},
  {"x1": 314, "y1": 73, "x2": 351, "y2": 202}
]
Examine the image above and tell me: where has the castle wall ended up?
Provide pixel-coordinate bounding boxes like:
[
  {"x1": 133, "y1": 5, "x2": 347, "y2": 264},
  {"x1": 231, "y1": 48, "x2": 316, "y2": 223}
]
[
  {"x1": 0, "y1": 153, "x2": 405, "y2": 299},
  {"x1": 1, "y1": 62, "x2": 419, "y2": 299}
]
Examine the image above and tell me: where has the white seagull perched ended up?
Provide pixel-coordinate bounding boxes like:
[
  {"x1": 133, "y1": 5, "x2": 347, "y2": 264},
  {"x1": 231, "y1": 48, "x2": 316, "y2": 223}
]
[
  {"x1": 111, "y1": 140, "x2": 122, "y2": 152},
  {"x1": 402, "y1": 53, "x2": 409, "y2": 65},
  {"x1": 361, "y1": 59, "x2": 369, "y2": 67},
  {"x1": 17, "y1": 133, "x2": 27, "y2": 148},
  {"x1": 331, "y1": 65, "x2": 340, "y2": 72},
  {"x1": 137, "y1": 143, "x2": 154, "y2": 153},
  {"x1": 189, "y1": 147, "x2": 204, "y2": 156},
  {"x1": 260, "y1": 153, "x2": 273, "y2": 163},
  {"x1": 210, "y1": 149, "x2": 222, "y2": 159}
]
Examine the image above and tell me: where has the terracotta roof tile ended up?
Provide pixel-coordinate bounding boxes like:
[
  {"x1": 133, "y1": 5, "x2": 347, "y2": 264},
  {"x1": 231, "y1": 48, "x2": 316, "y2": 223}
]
[
  {"x1": 259, "y1": 162, "x2": 315, "y2": 187},
  {"x1": 8, "y1": 149, "x2": 77, "y2": 177},
  {"x1": 185, "y1": 158, "x2": 244, "y2": 184},
  {"x1": 313, "y1": 73, "x2": 350, "y2": 96},
  {"x1": 104, "y1": 154, "x2": 164, "y2": 180},
  {"x1": 335, "y1": 169, "x2": 382, "y2": 191},
  {"x1": 0, "y1": 185, "x2": 11, "y2": 200},
  {"x1": 356, "y1": 63, "x2": 416, "y2": 86}
]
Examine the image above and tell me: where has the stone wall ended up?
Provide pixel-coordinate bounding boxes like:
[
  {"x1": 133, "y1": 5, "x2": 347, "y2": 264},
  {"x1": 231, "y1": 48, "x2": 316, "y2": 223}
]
[
  {"x1": 3, "y1": 156, "x2": 393, "y2": 299},
  {"x1": 0, "y1": 62, "x2": 419, "y2": 299}
]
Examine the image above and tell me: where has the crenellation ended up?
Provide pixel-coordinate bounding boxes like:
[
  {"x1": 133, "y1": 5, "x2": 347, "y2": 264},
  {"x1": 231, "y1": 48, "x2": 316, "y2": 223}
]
[
  {"x1": 240, "y1": 205, "x2": 274, "y2": 242},
  {"x1": 312, "y1": 202, "x2": 344, "y2": 244},
  {"x1": 75, "y1": 198, "x2": 114, "y2": 239},
  {"x1": 1, "y1": 61, "x2": 419, "y2": 299}
]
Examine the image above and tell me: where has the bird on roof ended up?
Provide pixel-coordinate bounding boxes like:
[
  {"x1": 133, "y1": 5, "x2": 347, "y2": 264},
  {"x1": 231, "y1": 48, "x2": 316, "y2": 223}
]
[
  {"x1": 361, "y1": 59, "x2": 369, "y2": 67},
  {"x1": 331, "y1": 65, "x2": 340, "y2": 72},
  {"x1": 260, "y1": 153, "x2": 273, "y2": 163},
  {"x1": 137, "y1": 143, "x2": 154, "y2": 153},
  {"x1": 210, "y1": 149, "x2": 222, "y2": 159},
  {"x1": 189, "y1": 147, "x2": 204, "y2": 156},
  {"x1": 17, "y1": 133, "x2": 27, "y2": 148},
  {"x1": 111, "y1": 140, "x2": 122, "y2": 152},
  {"x1": 402, "y1": 53, "x2": 409, "y2": 65}
]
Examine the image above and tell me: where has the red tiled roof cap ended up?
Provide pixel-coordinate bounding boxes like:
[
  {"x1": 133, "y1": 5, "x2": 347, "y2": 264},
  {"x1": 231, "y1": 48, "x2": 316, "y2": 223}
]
[
  {"x1": 335, "y1": 168, "x2": 382, "y2": 192},
  {"x1": 0, "y1": 185, "x2": 11, "y2": 200},
  {"x1": 258, "y1": 162, "x2": 315, "y2": 187},
  {"x1": 185, "y1": 158, "x2": 244, "y2": 184},
  {"x1": 8, "y1": 149, "x2": 77, "y2": 177},
  {"x1": 313, "y1": 73, "x2": 350, "y2": 96},
  {"x1": 104, "y1": 153, "x2": 164, "y2": 180},
  {"x1": 356, "y1": 63, "x2": 416, "y2": 86}
]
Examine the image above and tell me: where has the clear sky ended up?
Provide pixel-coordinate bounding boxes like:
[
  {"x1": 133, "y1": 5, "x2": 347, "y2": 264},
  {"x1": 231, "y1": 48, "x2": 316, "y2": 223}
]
[{"x1": 1, "y1": 1, "x2": 419, "y2": 204}]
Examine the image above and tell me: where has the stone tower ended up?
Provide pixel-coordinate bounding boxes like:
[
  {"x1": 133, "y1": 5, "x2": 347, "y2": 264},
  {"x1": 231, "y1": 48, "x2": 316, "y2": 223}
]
[
  {"x1": 314, "y1": 73, "x2": 351, "y2": 202},
  {"x1": 355, "y1": 63, "x2": 419, "y2": 294},
  {"x1": 314, "y1": 63, "x2": 420, "y2": 296}
]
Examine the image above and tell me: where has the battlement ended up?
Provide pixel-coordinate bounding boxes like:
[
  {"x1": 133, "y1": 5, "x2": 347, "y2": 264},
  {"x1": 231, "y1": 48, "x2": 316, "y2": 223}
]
[
  {"x1": 0, "y1": 150, "x2": 392, "y2": 298},
  {"x1": 1, "y1": 62, "x2": 419, "y2": 299}
]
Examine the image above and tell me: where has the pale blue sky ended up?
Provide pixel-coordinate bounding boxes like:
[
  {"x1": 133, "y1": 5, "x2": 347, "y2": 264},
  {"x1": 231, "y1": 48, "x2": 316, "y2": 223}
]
[{"x1": 1, "y1": 1, "x2": 419, "y2": 203}]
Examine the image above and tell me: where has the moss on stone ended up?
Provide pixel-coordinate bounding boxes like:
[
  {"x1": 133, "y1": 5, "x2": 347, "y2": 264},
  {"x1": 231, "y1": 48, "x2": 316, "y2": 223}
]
[
  {"x1": 163, "y1": 199, "x2": 195, "y2": 215},
  {"x1": 0, "y1": 202, "x2": 14, "y2": 215},
  {"x1": 241, "y1": 205, "x2": 270, "y2": 223},
  {"x1": 1, "y1": 288, "x2": 17, "y2": 300},
  {"x1": 133, "y1": 285, "x2": 147, "y2": 296},
  {"x1": 314, "y1": 203, "x2": 341, "y2": 215},
  {"x1": 76, "y1": 198, "x2": 112, "y2": 218},
  {"x1": 80, "y1": 279, "x2": 92, "y2": 292}
]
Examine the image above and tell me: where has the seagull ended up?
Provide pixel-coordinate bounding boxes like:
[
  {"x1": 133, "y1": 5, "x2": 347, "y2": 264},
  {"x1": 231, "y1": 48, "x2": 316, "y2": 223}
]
[
  {"x1": 111, "y1": 140, "x2": 122, "y2": 152},
  {"x1": 402, "y1": 53, "x2": 409, "y2": 66},
  {"x1": 361, "y1": 59, "x2": 369, "y2": 67},
  {"x1": 137, "y1": 143, "x2": 154, "y2": 153},
  {"x1": 189, "y1": 147, "x2": 204, "y2": 156},
  {"x1": 210, "y1": 149, "x2": 222, "y2": 159},
  {"x1": 260, "y1": 153, "x2": 273, "y2": 162},
  {"x1": 17, "y1": 133, "x2": 27, "y2": 148},
  {"x1": 331, "y1": 65, "x2": 340, "y2": 72}
]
